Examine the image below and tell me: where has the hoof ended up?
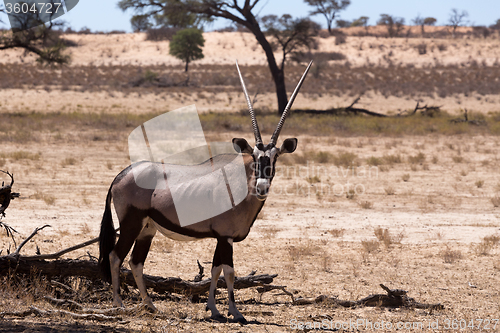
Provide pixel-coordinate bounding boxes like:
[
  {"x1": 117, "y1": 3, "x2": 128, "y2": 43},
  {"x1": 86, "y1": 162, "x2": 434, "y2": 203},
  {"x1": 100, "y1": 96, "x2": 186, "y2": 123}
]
[
  {"x1": 210, "y1": 313, "x2": 227, "y2": 323},
  {"x1": 233, "y1": 316, "x2": 247, "y2": 325},
  {"x1": 144, "y1": 303, "x2": 157, "y2": 313},
  {"x1": 112, "y1": 300, "x2": 124, "y2": 308}
]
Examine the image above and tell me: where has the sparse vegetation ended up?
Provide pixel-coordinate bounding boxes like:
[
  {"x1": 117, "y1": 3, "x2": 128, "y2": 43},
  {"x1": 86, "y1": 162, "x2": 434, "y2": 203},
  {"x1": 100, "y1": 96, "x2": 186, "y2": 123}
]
[
  {"x1": 384, "y1": 186, "x2": 395, "y2": 195},
  {"x1": 408, "y1": 152, "x2": 426, "y2": 164},
  {"x1": 366, "y1": 156, "x2": 383, "y2": 166},
  {"x1": 32, "y1": 190, "x2": 56, "y2": 206},
  {"x1": 472, "y1": 235, "x2": 500, "y2": 256},
  {"x1": 441, "y1": 246, "x2": 463, "y2": 263},
  {"x1": 374, "y1": 227, "x2": 404, "y2": 248},
  {"x1": 1, "y1": 17, "x2": 500, "y2": 332},
  {"x1": 0, "y1": 151, "x2": 41, "y2": 161},
  {"x1": 328, "y1": 228, "x2": 345, "y2": 238},
  {"x1": 61, "y1": 157, "x2": 77, "y2": 167},
  {"x1": 383, "y1": 154, "x2": 403, "y2": 165},
  {"x1": 332, "y1": 152, "x2": 358, "y2": 167},
  {"x1": 358, "y1": 200, "x2": 373, "y2": 209},
  {"x1": 361, "y1": 239, "x2": 379, "y2": 253}
]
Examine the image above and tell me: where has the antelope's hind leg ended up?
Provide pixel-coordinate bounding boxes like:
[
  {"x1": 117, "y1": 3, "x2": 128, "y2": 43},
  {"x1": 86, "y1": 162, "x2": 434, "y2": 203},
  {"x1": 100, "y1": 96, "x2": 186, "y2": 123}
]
[
  {"x1": 129, "y1": 220, "x2": 157, "y2": 312},
  {"x1": 109, "y1": 210, "x2": 148, "y2": 308}
]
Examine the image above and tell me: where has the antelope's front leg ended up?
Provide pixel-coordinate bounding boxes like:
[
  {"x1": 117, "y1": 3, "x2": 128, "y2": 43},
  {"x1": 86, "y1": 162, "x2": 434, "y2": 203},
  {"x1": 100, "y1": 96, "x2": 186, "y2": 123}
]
[
  {"x1": 218, "y1": 238, "x2": 246, "y2": 324},
  {"x1": 222, "y1": 263, "x2": 246, "y2": 324}
]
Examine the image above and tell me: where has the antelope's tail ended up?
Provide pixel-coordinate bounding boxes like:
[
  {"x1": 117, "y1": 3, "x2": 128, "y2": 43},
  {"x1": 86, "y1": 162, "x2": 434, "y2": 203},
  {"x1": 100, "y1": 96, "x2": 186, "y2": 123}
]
[{"x1": 98, "y1": 186, "x2": 116, "y2": 282}]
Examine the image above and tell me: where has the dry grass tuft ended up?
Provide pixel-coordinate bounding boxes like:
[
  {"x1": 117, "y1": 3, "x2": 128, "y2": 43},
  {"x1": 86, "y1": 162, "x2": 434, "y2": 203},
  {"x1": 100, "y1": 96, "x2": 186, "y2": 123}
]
[
  {"x1": 408, "y1": 152, "x2": 425, "y2": 164},
  {"x1": 306, "y1": 176, "x2": 321, "y2": 184},
  {"x1": 332, "y1": 152, "x2": 358, "y2": 167},
  {"x1": 328, "y1": 228, "x2": 345, "y2": 238},
  {"x1": 358, "y1": 200, "x2": 373, "y2": 209},
  {"x1": 361, "y1": 239, "x2": 379, "y2": 253},
  {"x1": 472, "y1": 235, "x2": 500, "y2": 256},
  {"x1": 383, "y1": 154, "x2": 403, "y2": 165},
  {"x1": 441, "y1": 246, "x2": 463, "y2": 263},
  {"x1": 32, "y1": 190, "x2": 56, "y2": 205},
  {"x1": 260, "y1": 226, "x2": 281, "y2": 239},
  {"x1": 288, "y1": 242, "x2": 321, "y2": 261},
  {"x1": 374, "y1": 227, "x2": 404, "y2": 248},
  {"x1": 345, "y1": 188, "x2": 356, "y2": 200},
  {"x1": 61, "y1": 157, "x2": 77, "y2": 167},
  {"x1": 384, "y1": 186, "x2": 395, "y2": 195},
  {"x1": 0, "y1": 151, "x2": 41, "y2": 161},
  {"x1": 366, "y1": 156, "x2": 383, "y2": 166}
]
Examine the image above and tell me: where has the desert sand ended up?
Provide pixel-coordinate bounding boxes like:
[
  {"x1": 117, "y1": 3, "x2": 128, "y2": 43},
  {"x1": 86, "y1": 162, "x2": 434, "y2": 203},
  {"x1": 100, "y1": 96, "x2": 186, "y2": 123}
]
[{"x1": 0, "y1": 28, "x2": 499, "y2": 332}]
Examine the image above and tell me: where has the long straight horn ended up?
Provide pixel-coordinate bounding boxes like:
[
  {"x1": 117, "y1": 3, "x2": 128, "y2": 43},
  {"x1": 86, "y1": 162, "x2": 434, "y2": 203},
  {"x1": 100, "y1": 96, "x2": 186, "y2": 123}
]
[
  {"x1": 270, "y1": 60, "x2": 313, "y2": 145},
  {"x1": 236, "y1": 60, "x2": 263, "y2": 146}
]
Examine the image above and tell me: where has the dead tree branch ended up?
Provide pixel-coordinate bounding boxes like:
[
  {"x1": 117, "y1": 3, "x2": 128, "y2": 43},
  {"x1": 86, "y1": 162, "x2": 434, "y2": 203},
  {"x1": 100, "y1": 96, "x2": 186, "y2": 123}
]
[
  {"x1": 0, "y1": 305, "x2": 124, "y2": 322},
  {"x1": 268, "y1": 284, "x2": 443, "y2": 309},
  {"x1": 450, "y1": 109, "x2": 486, "y2": 125},
  {"x1": 345, "y1": 95, "x2": 388, "y2": 117},
  {"x1": 0, "y1": 170, "x2": 20, "y2": 218},
  {"x1": 13, "y1": 225, "x2": 51, "y2": 256}
]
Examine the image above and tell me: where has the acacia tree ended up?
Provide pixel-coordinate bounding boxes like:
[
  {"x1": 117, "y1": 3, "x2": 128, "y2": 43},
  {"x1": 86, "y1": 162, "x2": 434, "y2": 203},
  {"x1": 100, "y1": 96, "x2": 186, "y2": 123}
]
[
  {"x1": 377, "y1": 14, "x2": 405, "y2": 38},
  {"x1": 448, "y1": 9, "x2": 469, "y2": 37},
  {"x1": 169, "y1": 28, "x2": 204, "y2": 72},
  {"x1": 304, "y1": 0, "x2": 350, "y2": 34},
  {"x1": 0, "y1": 4, "x2": 69, "y2": 64},
  {"x1": 118, "y1": 0, "x2": 316, "y2": 114},
  {"x1": 351, "y1": 16, "x2": 368, "y2": 27},
  {"x1": 261, "y1": 15, "x2": 319, "y2": 71}
]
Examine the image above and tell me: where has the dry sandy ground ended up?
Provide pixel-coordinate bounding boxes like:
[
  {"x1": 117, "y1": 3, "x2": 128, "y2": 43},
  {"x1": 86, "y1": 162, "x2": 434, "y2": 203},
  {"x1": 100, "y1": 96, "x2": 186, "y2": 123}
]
[
  {"x1": 2, "y1": 88, "x2": 500, "y2": 116},
  {"x1": 1, "y1": 129, "x2": 499, "y2": 332},
  {"x1": 0, "y1": 28, "x2": 500, "y2": 332},
  {"x1": 2, "y1": 29, "x2": 500, "y2": 114},
  {"x1": 1, "y1": 27, "x2": 498, "y2": 67}
]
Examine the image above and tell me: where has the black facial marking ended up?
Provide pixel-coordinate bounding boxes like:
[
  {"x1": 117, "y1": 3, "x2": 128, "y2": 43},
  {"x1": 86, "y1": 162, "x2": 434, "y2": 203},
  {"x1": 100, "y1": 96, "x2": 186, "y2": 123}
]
[
  {"x1": 253, "y1": 143, "x2": 279, "y2": 180},
  {"x1": 256, "y1": 156, "x2": 271, "y2": 179}
]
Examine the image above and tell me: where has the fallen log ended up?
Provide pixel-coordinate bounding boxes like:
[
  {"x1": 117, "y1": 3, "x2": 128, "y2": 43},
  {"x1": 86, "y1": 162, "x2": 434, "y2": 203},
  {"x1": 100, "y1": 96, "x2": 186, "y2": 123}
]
[{"x1": 0, "y1": 255, "x2": 277, "y2": 296}]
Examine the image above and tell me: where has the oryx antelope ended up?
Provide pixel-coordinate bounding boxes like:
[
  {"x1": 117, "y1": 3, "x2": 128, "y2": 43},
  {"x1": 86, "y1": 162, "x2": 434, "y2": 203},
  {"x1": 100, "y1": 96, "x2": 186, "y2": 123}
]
[{"x1": 98, "y1": 61, "x2": 312, "y2": 323}]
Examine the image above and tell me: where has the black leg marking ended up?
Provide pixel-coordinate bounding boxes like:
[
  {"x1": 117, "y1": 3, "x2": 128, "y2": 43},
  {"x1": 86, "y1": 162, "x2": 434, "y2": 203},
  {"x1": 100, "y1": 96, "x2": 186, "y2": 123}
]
[
  {"x1": 130, "y1": 236, "x2": 154, "y2": 266},
  {"x1": 114, "y1": 208, "x2": 148, "y2": 262},
  {"x1": 212, "y1": 238, "x2": 233, "y2": 268}
]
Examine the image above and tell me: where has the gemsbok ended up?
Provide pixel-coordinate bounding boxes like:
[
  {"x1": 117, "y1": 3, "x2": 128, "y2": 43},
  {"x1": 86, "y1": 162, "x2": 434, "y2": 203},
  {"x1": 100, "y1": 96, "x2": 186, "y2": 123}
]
[{"x1": 99, "y1": 60, "x2": 312, "y2": 323}]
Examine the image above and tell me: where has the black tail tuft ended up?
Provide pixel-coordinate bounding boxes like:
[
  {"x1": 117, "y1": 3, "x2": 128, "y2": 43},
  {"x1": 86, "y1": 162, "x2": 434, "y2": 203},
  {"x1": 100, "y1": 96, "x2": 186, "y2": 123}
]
[{"x1": 98, "y1": 188, "x2": 116, "y2": 282}]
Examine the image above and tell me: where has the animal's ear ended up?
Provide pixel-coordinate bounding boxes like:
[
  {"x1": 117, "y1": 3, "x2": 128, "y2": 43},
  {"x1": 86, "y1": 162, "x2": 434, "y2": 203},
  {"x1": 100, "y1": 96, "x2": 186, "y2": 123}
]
[
  {"x1": 280, "y1": 138, "x2": 298, "y2": 154},
  {"x1": 232, "y1": 138, "x2": 253, "y2": 154}
]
